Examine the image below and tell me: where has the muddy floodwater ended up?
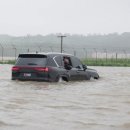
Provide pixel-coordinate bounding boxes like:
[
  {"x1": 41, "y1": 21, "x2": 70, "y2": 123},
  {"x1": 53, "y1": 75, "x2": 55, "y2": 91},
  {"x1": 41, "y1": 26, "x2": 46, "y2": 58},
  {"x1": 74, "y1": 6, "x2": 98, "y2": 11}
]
[{"x1": 0, "y1": 64, "x2": 130, "y2": 130}]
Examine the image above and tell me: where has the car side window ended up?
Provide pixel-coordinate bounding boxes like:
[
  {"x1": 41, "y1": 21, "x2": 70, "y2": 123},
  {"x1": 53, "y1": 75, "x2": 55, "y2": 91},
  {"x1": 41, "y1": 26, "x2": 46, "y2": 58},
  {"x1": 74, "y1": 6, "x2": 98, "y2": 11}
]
[
  {"x1": 71, "y1": 56, "x2": 82, "y2": 68},
  {"x1": 54, "y1": 56, "x2": 62, "y2": 66},
  {"x1": 63, "y1": 56, "x2": 72, "y2": 66},
  {"x1": 63, "y1": 56, "x2": 72, "y2": 70},
  {"x1": 47, "y1": 57, "x2": 57, "y2": 67}
]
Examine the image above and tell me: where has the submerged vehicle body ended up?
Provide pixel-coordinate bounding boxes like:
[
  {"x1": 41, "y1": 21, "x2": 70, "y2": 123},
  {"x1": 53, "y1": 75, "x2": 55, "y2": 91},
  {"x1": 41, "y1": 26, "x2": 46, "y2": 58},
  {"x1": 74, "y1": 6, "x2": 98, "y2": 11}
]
[{"x1": 12, "y1": 52, "x2": 99, "y2": 82}]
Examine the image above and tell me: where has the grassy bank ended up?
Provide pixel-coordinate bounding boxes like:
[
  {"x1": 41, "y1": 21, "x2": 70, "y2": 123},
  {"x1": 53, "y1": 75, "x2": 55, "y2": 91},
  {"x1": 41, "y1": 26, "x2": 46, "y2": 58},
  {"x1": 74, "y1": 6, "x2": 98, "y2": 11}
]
[
  {"x1": 0, "y1": 60, "x2": 16, "y2": 65},
  {"x1": 82, "y1": 58, "x2": 130, "y2": 67},
  {"x1": 1, "y1": 58, "x2": 130, "y2": 67}
]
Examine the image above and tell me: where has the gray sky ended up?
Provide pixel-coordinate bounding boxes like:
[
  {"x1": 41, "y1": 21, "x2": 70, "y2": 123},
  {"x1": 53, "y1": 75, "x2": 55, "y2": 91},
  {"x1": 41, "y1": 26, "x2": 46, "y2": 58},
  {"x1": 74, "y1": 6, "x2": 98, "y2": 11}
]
[{"x1": 0, "y1": 0, "x2": 130, "y2": 36}]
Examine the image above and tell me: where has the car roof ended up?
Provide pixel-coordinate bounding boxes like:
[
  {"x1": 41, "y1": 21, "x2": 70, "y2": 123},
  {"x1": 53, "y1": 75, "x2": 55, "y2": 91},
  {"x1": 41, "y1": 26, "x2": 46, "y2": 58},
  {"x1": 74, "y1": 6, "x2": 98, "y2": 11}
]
[{"x1": 19, "y1": 52, "x2": 73, "y2": 57}]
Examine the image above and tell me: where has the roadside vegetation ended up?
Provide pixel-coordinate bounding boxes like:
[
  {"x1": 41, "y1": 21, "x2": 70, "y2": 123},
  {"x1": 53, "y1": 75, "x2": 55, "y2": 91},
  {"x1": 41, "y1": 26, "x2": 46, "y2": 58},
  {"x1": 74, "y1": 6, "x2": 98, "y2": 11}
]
[
  {"x1": 1, "y1": 58, "x2": 130, "y2": 67},
  {"x1": 82, "y1": 58, "x2": 130, "y2": 67},
  {"x1": 0, "y1": 60, "x2": 16, "y2": 65}
]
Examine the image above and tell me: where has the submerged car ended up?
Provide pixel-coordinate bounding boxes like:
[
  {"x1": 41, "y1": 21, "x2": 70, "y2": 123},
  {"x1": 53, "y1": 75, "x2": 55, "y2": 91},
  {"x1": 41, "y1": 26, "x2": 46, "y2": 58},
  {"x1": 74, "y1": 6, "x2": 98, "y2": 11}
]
[{"x1": 12, "y1": 52, "x2": 99, "y2": 82}]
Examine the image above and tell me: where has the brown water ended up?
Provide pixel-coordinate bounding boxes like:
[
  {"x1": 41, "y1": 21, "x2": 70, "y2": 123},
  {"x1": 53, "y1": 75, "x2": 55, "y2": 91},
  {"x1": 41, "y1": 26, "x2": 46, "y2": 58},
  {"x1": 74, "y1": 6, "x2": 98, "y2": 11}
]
[{"x1": 0, "y1": 64, "x2": 130, "y2": 130}]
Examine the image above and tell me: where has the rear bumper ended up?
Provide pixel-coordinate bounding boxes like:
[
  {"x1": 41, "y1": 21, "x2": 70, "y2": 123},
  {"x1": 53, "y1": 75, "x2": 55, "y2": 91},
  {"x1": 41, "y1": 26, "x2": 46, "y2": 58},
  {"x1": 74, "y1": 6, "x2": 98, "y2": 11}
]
[
  {"x1": 12, "y1": 71, "x2": 52, "y2": 82},
  {"x1": 11, "y1": 77, "x2": 51, "y2": 82},
  {"x1": 11, "y1": 76, "x2": 59, "y2": 82}
]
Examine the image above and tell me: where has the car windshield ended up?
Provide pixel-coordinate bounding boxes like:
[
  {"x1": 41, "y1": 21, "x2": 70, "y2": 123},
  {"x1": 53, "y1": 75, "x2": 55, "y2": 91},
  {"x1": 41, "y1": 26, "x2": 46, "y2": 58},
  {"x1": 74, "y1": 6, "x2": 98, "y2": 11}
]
[{"x1": 15, "y1": 54, "x2": 47, "y2": 66}]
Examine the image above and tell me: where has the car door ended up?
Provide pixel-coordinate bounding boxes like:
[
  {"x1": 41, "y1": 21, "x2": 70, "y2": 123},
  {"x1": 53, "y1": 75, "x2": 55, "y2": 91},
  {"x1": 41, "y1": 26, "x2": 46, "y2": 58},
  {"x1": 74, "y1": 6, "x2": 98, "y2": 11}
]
[
  {"x1": 53, "y1": 55, "x2": 76, "y2": 81},
  {"x1": 76, "y1": 65, "x2": 87, "y2": 80},
  {"x1": 71, "y1": 56, "x2": 86, "y2": 80},
  {"x1": 62, "y1": 56, "x2": 78, "y2": 81}
]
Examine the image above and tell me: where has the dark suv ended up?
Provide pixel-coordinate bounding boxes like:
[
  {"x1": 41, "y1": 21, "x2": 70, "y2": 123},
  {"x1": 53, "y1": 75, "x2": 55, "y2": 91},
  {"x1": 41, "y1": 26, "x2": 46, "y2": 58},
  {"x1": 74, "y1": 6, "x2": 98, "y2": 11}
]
[{"x1": 12, "y1": 52, "x2": 99, "y2": 82}]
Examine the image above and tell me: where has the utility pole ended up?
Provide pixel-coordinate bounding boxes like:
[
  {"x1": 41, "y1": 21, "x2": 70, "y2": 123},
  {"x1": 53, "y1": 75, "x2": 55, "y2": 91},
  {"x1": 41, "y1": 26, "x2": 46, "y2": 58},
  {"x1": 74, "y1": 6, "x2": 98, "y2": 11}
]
[{"x1": 57, "y1": 35, "x2": 66, "y2": 53}]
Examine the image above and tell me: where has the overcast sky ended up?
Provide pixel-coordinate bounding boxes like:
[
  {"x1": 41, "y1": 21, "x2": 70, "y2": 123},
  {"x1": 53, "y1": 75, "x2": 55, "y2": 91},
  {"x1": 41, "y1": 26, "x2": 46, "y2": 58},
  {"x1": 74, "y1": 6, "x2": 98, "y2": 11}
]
[{"x1": 0, "y1": 0, "x2": 130, "y2": 36}]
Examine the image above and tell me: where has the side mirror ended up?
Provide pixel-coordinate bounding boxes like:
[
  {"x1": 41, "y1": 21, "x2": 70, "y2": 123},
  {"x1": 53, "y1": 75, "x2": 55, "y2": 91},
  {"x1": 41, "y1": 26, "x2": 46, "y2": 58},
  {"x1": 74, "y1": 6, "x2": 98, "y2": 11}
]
[
  {"x1": 82, "y1": 64, "x2": 87, "y2": 70},
  {"x1": 76, "y1": 65, "x2": 81, "y2": 69}
]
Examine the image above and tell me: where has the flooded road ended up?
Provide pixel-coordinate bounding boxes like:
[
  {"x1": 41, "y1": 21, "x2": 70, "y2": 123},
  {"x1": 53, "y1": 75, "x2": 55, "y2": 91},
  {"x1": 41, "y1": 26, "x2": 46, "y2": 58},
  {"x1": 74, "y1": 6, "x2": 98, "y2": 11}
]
[{"x1": 0, "y1": 64, "x2": 130, "y2": 130}]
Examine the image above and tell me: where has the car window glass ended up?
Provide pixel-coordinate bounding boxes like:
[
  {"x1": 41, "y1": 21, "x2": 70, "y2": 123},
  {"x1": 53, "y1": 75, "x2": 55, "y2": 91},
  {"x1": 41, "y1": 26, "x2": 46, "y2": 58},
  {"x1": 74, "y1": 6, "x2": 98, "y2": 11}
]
[
  {"x1": 16, "y1": 54, "x2": 47, "y2": 66},
  {"x1": 63, "y1": 56, "x2": 72, "y2": 66},
  {"x1": 16, "y1": 58, "x2": 47, "y2": 66},
  {"x1": 54, "y1": 56, "x2": 62, "y2": 66},
  {"x1": 71, "y1": 56, "x2": 82, "y2": 68},
  {"x1": 63, "y1": 56, "x2": 72, "y2": 70},
  {"x1": 47, "y1": 57, "x2": 57, "y2": 67}
]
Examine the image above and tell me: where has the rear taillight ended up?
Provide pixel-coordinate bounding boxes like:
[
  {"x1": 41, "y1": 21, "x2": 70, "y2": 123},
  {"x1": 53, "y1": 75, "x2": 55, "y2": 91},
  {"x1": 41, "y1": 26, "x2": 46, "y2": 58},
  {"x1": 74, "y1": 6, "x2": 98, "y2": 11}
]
[
  {"x1": 12, "y1": 66, "x2": 20, "y2": 71},
  {"x1": 34, "y1": 67, "x2": 49, "y2": 72}
]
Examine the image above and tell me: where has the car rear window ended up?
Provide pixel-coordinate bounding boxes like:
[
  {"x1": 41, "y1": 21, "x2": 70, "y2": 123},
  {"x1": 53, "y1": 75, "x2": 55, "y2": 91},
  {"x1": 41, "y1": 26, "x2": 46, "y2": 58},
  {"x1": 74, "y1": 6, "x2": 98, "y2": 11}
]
[{"x1": 16, "y1": 54, "x2": 47, "y2": 66}]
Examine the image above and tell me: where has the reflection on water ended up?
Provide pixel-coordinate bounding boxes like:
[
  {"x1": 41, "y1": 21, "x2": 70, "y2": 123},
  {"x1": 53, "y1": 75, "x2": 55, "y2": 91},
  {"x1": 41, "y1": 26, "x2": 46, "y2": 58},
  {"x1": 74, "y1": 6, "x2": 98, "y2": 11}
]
[{"x1": 0, "y1": 64, "x2": 130, "y2": 130}]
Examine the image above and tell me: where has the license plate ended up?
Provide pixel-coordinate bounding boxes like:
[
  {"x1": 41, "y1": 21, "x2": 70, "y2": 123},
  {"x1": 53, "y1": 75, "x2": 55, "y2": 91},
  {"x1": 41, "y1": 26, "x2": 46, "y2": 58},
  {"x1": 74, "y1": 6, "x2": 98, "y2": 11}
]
[{"x1": 23, "y1": 73, "x2": 31, "y2": 77}]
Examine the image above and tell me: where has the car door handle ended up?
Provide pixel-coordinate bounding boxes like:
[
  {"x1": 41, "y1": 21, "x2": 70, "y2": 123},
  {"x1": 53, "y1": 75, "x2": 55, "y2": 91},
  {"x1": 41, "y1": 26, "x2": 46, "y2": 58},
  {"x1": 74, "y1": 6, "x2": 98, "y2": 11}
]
[{"x1": 76, "y1": 71, "x2": 80, "y2": 73}]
